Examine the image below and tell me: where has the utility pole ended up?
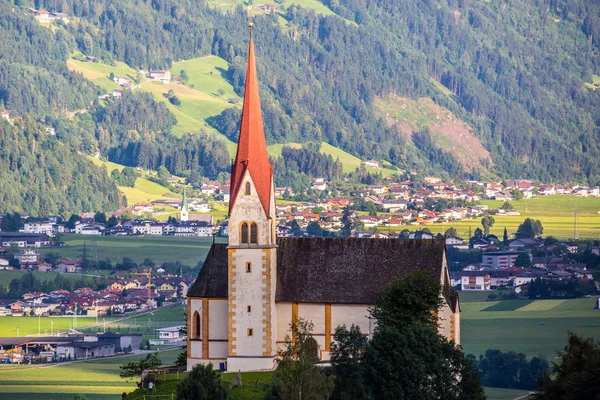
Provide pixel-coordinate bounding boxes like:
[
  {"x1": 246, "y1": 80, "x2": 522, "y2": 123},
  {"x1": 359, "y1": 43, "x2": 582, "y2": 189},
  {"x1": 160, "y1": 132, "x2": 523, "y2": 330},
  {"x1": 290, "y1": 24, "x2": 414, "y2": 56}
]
[
  {"x1": 38, "y1": 314, "x2": 40, "y2": 336},
  {"x1": 574, "y1": 202, "x2": 579, "y2": 240}
]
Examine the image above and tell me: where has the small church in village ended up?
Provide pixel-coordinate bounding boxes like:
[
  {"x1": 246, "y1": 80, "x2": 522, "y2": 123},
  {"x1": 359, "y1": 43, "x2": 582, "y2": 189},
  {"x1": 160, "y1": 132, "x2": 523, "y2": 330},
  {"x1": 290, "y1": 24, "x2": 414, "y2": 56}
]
[{"x1": 186, "y1": 29, "x2": 460, "y2": 372}]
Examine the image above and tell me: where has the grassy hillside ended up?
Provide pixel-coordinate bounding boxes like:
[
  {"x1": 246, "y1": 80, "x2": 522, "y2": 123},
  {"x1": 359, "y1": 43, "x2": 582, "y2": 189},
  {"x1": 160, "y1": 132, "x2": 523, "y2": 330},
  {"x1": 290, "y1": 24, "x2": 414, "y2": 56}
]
[
  {"x1": 71, "y1": 56, "x2": 400, "y2": 175},
  {"x1": 68, "y1": 56, "x2": 238, "y2": 156},
  {"x1": 88, "y1": 157, "x2": 179, "y2": 205},
  {"x1": 67, "y1": 59, "x2": 138, "y2": 93},
  {"x1": 320, "y1": 142, "x2": 399, "y2": 176}
]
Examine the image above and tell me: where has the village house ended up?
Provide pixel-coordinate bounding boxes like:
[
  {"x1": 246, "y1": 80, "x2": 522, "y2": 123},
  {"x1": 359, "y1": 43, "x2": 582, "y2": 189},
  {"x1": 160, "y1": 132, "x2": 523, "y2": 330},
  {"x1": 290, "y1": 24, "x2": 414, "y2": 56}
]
[
  {"x1": 482, "y1": 252, "x2": 520, "y2": 268},
  {"x1": 461, "y1": 270, "x2": 491, "y2": 291},
  {"x1": 148, "y1": 70, "x2": 172, "y2": 83},
  {"x1": 363, "y1": 159, "x2": 381, "y2": 169},
  {"x1": 256, "y1": 3, "x2": 277, "y2": 12},
  {"x1": 1, "y1": 110, "x2": 11, "y2": 121},
  {"x1": 0, "y1": 233, "x2": 51, "y2": 248},
  {"x1": 311, "y1": 178, "x2": 328, "y2": 191},
  {"x1": 20, "y1": 221, "x2": 56, "y2": 236},
  {"x1": 55, "y1": 259, "x2": 82, "y2": 273},
  {"x1": 29, "y1": 8, "x2": 51, "y2": 23},
  {"x1": 15, "y1": 250, "x2": 39, "y2": 263}
]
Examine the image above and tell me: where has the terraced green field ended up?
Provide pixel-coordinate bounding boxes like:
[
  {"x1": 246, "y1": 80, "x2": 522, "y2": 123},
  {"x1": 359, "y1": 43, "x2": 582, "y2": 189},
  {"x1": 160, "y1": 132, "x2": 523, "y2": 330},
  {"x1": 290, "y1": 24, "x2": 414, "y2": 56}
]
[
  {"x1": 37, "y1": 234, "x2": 224, "y2": 265},
  {"x1": 459, "y1": 293, "x2": 600, "y2": 359}
]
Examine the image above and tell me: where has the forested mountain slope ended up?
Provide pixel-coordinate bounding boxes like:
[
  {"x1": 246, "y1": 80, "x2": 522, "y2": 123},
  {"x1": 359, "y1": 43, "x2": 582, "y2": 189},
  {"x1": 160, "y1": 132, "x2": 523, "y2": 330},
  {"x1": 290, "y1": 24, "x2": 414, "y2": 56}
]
[
  {"x1": 38, "y1": 0, "x2": 600, "y2": 182},
  {"x1": 2, "y1": 0, "x2": 600, "y2": 214},
  {"x1": 0, "y1": 3, "x2": 123, "y2": 215}
]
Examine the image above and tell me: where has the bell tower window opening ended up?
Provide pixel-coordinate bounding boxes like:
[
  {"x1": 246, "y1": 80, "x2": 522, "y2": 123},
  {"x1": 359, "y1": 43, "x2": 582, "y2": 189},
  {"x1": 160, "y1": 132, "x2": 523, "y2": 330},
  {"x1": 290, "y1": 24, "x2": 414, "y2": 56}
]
[
  {"x1": 241, "y1": 222, "x2": 249, "y2": 244},
  {"x1": 250, "y1": 223, "x2": 258, "y2": 244},
  {"x1": 245, "y1": 182, "x2": 251, "y2": 195}
]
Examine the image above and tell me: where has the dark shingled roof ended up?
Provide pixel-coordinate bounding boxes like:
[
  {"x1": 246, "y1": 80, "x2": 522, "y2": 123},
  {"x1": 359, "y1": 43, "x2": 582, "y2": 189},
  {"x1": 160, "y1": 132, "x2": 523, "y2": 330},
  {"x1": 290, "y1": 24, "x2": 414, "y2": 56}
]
[
  {"x1": 276, "y1": 238, "x2": 446, "y2": 304},
  {"x1": 188, "y1": 238, "x2": 454, "y2": 305},
  {"x1": 187, "y1": 244, "x2": 228, "y2": 298}
]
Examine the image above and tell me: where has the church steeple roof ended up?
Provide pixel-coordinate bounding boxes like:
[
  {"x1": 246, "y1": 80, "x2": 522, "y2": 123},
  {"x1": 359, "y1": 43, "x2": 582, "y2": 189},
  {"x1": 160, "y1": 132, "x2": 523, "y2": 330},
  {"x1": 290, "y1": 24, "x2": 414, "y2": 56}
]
[
  {"x1": 182, "y1": 188, "x2": 187, "y2": 210},
  {"x1": 229, "y1": 31, "x2": 273, "y2": 217}
]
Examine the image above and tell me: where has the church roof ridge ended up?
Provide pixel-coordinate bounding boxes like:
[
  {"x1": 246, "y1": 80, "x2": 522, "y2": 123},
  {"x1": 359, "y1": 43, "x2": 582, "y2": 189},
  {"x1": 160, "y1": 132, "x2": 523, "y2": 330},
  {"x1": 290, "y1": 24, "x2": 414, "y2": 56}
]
[{"x1": 229, "y1": 35, "x2": 273, "y2": 217}]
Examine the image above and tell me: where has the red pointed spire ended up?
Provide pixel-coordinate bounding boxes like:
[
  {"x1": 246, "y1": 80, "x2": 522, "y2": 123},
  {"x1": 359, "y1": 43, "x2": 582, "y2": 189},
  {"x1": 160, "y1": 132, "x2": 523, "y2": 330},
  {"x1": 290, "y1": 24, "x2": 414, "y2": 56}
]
[{"x1": 229, "y1": 34, "x2": 273, "y2": 216}]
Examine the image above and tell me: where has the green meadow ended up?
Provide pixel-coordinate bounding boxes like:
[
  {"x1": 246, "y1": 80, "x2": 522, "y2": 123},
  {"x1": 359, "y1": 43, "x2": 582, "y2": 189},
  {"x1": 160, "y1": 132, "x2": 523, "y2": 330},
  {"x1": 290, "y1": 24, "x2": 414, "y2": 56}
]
[
  {"x1": 0, "y1": 349, "x2": 181, "y2": 399},
  {"x1": 0, "y1": 316, "x2": 97, "y2": 337},
  {"x1": 37, "y1": 234, "x2": 223, "y2": 266},
  {"x1": 459, "y1": 292, "x2": 600, "y2": 359},
  {"x1": 388, "y1": 195, "x2": 600, "y2": 240},
  {"x1": 0, "y1": 270, "x2": 106, "y2": 290}
]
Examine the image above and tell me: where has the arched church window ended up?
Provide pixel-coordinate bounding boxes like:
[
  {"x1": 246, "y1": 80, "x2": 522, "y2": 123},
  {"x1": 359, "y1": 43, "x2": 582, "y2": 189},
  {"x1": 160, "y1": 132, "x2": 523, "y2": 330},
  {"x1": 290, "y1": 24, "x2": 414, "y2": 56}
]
[
  {"x1": 193, "y1": 311, "x2": 200, "y2": 339},
  {"x1": 245, "y1": 182, "x2": 251, "y2": 195},
  {"x1": 250, "y1": 223, "x2": 258, "y2": 244},
  {"x1": 241, "y1": 222, "x2": 249, "y2": 244}
]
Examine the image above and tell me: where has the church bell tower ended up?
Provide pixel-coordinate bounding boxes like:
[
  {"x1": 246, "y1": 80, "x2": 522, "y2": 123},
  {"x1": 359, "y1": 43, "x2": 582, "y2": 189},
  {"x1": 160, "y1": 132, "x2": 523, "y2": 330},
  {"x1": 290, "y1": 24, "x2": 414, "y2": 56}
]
[{"x1": 226, "y1": 24, "x2": 278, "y2": 372}]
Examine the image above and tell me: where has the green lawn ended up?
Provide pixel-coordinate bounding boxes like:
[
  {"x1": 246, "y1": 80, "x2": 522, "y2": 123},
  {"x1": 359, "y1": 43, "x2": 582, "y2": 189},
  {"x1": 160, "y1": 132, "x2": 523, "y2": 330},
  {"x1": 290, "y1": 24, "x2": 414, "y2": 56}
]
[
  {"x1": 0, "y1": 350, "x2": 181, "y2": 399},
  {"x1": 37, "y1": 234, "x2": 225, "y2": 265},
  {"x1": 460, "y1": 296, "x2": 600, "y2": 359}
]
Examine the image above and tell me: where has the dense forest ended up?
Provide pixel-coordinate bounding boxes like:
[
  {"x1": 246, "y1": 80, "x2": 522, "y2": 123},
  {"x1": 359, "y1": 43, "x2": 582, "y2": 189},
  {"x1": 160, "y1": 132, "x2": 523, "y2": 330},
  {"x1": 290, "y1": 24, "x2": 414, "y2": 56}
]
[
  {"x1": 2, "y1": 0, "x2": 600, "y2": 213},
  {"x1": 0, "y1": 117, "x2": 123, "y2": 215}
]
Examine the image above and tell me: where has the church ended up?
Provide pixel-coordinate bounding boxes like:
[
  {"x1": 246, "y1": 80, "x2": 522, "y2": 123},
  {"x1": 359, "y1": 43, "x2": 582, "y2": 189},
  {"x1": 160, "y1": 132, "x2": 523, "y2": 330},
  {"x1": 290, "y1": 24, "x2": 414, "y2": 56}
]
[{"x1": 186, "y1": 31, "x2": 460, "y2": 372}]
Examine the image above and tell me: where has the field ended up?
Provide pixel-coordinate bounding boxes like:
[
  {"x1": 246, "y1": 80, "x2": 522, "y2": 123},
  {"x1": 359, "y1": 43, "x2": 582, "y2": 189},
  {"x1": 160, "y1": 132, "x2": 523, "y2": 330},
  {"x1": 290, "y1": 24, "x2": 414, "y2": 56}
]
[
  {"x1": 89, "y1": 157, "x2": 180, "y2": 204},
  {"x1": 0, "y1": 270, "x2": 106, "y2": 289},
  {"x1": 459, "y1": 292, "x2": 600, "y2": 359},
  {"x1": 0, "y1": 349, "x2": 181, "y2": 399},
  {"x1": 79, "y1": 306, "x2": 186, "y2": 338},
  {"x1": 386, "y1": 195, "x2": 600, "y2": 240},
  {"x1": 319, "y1": 142, "x2": 399, "y2": 176},
  {"x1": 67, "y1": 59, "x2": 138, "y2": 92},
  {"x1": 37, "y1": 234, "x2": 225, "y2": 266},
  {"x1": 0, "y1": 316, "x2": 97, "y2": 337}
]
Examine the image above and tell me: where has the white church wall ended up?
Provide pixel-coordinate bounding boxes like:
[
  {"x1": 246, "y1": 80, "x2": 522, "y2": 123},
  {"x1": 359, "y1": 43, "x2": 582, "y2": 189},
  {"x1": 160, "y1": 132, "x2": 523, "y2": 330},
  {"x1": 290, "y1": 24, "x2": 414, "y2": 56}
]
[
  {"x1": 190, "y1": 340, "x2": 203, "y2": 358},
  {"x1": 331, "y1": 305, "x2": 372, "y2": 338},
  {"x1": 208, "y1": 342, "x2": 228, "y2": 359},
  {"x1": 209, "y1": 300, "x2": 228, "y2": 340},
  {"x1": 438, "y1": 302, "x2": 452, "y2": 340},
  {"x1": 275, "y1": 303, "x2": 292, "y2": 347},
  {"x1": 298, "y1": 304, "x2": 325, "y2": 333}
]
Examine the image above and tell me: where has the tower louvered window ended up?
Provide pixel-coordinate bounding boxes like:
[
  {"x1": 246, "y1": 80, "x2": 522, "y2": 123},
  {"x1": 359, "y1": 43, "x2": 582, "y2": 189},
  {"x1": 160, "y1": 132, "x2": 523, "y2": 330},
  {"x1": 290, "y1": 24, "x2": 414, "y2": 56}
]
[{"x1": 245, "y1": 182, "x2": 251, "y2": 195}]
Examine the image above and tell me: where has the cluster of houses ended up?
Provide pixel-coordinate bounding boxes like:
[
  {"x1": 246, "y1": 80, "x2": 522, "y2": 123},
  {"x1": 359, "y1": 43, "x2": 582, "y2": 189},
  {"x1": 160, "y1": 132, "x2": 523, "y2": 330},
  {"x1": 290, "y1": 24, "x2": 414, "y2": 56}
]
[
  {"x1": 1, "y1": 276, "x2": 192, "y2": 317},
  {"x1": 0, "y1": 249, "x2": 82, "y2": 274},
  {"x1": 456, "y1": 238, "x2": 597, "y2": 293}
]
